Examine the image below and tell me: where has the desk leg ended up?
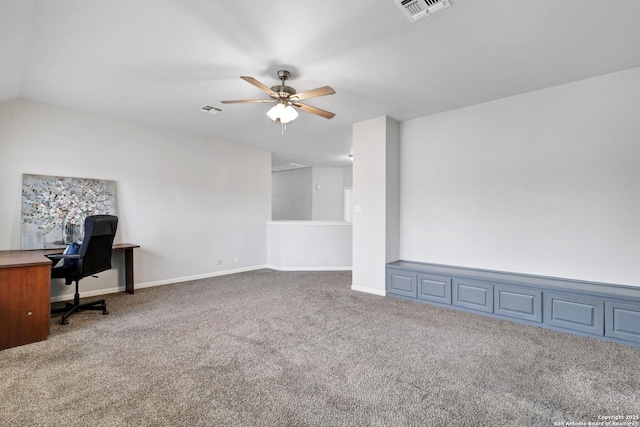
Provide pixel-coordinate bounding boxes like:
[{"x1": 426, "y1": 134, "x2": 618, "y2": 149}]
[{"x1": 124, "y1": 248, "x2": 135, "y2": 294}]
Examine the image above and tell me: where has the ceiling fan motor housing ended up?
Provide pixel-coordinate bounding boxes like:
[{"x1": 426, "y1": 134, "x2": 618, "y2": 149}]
[
  {"x1": 271, "y1": 85, "x2": 296, "y2": 99},
  {"x1": 272, "y1": 70, "x2": 295, "y2": 99}
]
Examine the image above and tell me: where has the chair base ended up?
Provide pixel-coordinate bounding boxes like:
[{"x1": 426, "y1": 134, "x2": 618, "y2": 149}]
[{"x1": 51, "y1": 298, "x2": 108, "y2": 325}]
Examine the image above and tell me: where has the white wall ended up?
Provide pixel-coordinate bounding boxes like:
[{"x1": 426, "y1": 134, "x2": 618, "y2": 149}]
[
  {"x1": 0, "y1": 99, "x2": 272, "y2": 299},
  {"x1": 267, "y1": 221, "x2": 352, "y2": 270},
  {"x1": 343, "y1": 165, "x2": 354, "y2": 222},
  {"x1": 312, "y1": 167, "x2": 345, "y2": 220},
  {"x1": 272, "y1": 168, "x2": 312, "y2": 220},
  {"x1": 0, "y1": 0, "x2": 33, "y2": 103},
  {"x1": 385, "y1": 120, "x2": 400, "y2": 264},
  {"x1": 343, "y1": 165, "x2": 353, "y2": 189},
  {"x1": 400, "y1": 66, "x2": 640, "y2": 287},
  {"x1": 272, "y1": 167, "x2": 351, "y2": 221}
]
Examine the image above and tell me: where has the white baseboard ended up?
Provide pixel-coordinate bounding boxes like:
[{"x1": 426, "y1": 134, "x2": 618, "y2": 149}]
[
  {"x1": 50, "y1": 286, "x2": 124, "y2": 303},
  {"x1": 351, "y1": 285, "x2": 386, "y2": 296},
  {"x1": 134, "y1": 265, "x2": 270, "y2": 290}
]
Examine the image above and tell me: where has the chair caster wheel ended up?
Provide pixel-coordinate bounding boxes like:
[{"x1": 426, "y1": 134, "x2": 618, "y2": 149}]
[{"x1": 102, "y1": 310, "x2": 109, "y2": 315}]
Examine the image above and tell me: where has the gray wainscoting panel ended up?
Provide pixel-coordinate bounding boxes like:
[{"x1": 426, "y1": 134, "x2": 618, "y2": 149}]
[
  {"x1": 494, "y1": 285, "x2": 542, "y2": 323},
  {"x1": 453, "y1": 279, "x2": 494, "y2": 313},
  {"x1": 386, "y1": 269, "x2": 417, "y2": 299},
  {"x1": 605, "y1": 301, "x2": 640, "y2": 344},
  {"x1": 543, "y1": 292, "x2": 604, "y2": 336},
  {"x1": 417, "y1": 273, "x2": 452, "y2": 304},
  {"x1": 386, "y1": 261, "x2": 640, "y2": 346}
]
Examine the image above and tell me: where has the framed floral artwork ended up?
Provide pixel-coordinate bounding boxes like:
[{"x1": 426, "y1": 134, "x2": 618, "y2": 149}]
[{"x1": 21, "y1": 174, "x2": 116, "y2": 249}]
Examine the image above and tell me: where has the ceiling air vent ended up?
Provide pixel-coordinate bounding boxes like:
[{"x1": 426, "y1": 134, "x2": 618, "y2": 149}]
[
  {"x1": 200, "y1": 104, "x2": 223, "y2": 114},
  {"x1": 394, "y1": 0, "x2": 451, "y2": 22}
]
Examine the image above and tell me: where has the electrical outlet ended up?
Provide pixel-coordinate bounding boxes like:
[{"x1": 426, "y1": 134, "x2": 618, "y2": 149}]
[{"x1": 234, "y1": 257, "x2": 238, "y2": 263}]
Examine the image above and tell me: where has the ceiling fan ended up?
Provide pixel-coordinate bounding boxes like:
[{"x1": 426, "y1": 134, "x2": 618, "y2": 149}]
[{"x1": 221, "y1": 70, "x2": 336, "y2": 123}]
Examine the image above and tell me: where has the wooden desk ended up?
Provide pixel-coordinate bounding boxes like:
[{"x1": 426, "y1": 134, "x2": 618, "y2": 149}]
[
  {"x1": 0, "y1": 251, "x2": 51, "y2": 351},
  {"x1": 112, "y1": 243, "x2": 141, "y2": 294},
  {"x1": 0, "y1": 243, "x2": 139, "y2": 351}
]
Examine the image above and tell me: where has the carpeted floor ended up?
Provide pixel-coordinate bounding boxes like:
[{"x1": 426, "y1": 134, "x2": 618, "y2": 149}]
[{"x1": 1, "y1": 269, "x2": 639, "y2": 426}]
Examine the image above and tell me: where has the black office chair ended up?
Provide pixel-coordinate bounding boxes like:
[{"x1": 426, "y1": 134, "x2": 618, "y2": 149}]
[{"x1": 46, "y1": 215, "x2": 118, "y2": 325}]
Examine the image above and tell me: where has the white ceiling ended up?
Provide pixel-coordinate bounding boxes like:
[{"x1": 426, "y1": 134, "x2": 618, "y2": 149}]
[{"x1": 2, "y1": 0, "x2": 640, "y2": 168}]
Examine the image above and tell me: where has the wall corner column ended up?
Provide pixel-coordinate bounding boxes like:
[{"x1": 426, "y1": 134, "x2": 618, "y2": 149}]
[{"x1": 351, "y1": 116, "x2": 400, "y2": 295}]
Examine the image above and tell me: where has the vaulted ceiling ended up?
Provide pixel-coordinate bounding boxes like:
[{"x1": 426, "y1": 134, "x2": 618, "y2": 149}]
[{"x1": 2, "y1": 0, "x2": 640, "y2": 168}]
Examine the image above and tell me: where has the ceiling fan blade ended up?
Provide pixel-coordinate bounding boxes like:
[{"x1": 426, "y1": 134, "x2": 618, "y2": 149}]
[
  {"x1": 240, "y1": 76, "x2": 278, "y2": 98},
  {"x1": 221, "y1": 99, "x2": 275, "y2": 104},
  {"x1": 290, "y1": 86, "x2": 335, "y2": 102},
  {"x1": 292, "y1": 102, "x2": 335, "y2": 119}
]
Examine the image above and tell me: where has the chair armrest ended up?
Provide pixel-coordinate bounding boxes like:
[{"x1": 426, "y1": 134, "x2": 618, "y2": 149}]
[{"x1": 45, "y1": 253, "x2": 82, "y2": 261}]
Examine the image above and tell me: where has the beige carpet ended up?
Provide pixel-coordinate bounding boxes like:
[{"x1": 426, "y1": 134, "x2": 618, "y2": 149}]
[{"x1": 1, "y1": 269, "x2": 639, "y2": 426}]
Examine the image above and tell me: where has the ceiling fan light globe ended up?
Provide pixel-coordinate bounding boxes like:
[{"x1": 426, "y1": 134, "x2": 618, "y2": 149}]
[
  {"x1": 266, "y1": 103, "x2": 285, "y2": 121},
  {"x1": 267, "y1": 103, "x2": 298, "y2": 123},
  {"x1": 280, "y1": 105, "x2": 299, "y2": 124}
]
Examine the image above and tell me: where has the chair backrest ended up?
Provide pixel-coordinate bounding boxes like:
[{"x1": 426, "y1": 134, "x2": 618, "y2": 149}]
[{"x1": 78, "y1": 215, "x2": 118, "y2": 277}]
